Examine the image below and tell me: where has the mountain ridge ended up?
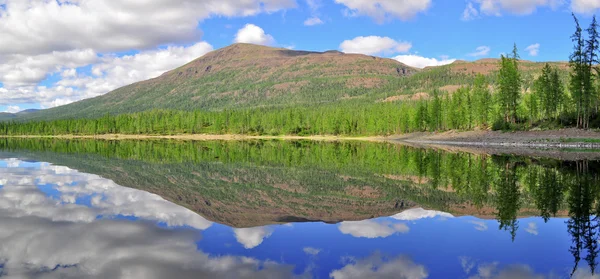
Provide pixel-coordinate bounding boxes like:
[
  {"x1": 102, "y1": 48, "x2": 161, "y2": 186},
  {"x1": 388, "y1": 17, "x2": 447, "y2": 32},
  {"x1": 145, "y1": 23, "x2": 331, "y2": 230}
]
[{"x1": 8, "y1": 43, "x2": 571, "y2": 122}]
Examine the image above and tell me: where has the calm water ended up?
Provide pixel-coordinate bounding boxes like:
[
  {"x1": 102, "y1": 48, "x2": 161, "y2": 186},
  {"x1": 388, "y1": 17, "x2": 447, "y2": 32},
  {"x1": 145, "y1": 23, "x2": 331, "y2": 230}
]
[{"x1": 0, "y1": 139, "x2": 598, "y2": 278}]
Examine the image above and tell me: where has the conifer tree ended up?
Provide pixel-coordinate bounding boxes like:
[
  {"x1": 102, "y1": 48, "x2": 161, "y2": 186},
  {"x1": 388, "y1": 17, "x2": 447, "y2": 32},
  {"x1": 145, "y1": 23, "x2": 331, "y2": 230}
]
[{"x1": 497, "y1": 44, "x2": 522, "y2": 124}]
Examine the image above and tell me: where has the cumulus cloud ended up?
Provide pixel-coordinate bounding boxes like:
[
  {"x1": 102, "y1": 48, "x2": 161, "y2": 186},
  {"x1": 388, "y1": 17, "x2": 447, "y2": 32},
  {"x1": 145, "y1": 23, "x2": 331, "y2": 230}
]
[
  {"x1": 572, "y1": 0, "x2": 600, "y2": 14},
  {"x1": 233, "y1": 226, "x2": 274, "y2": 249},
  {"x1": 0, "y1": 0, "x2": 294, "y2": 56},
  {"x1": 340, "y1": 36, "x2": 412, "y2": 56},
  {"x1": 391, "y1": 208, "x2": 455, "y2": 220},
  {"x1": 234, "y1": 24, "x2": 276, "y2": 46},
  {"x1": 0, "y1": 215, "x2": 306, "y2": 279},
  {"x1": 0, "y1": 49, "x2": 97, "y2": 88},
  {"x1": 330, "y1": 253, "x2": 428, "y2": 279},
  {"x1": 0, "y1": 0, "x2": 294, "y2": 108},
  {"x1": 393, "y1": 55, "x2": 456, "y2": 68},
  {"x1": 338, "y1": 220, "x2": 409, "y2": 238},
  {"x1": 462, "y1": 0, "x2": 568, "y2": 20},
  {"x1": 335, "y1": 0, "x2": 432, "y2": 22},
  {"x1": 3, "y1": 105, "x2": 20, "y2": 113},
  {"x1": 0, "y1": 159, "x2": 213, "y2": 229},
  {"x1": 1, "y1": 42, "x2": 214, "y2": 108},
  {"x1": 525, "y1": 43, "x2": 540, "y2": 56},
  {"x1": 463, "y1": 0, "x2": 564, "y2": 18},
  {"x1": 469, "y1": 46, "x2": 491, "y2": 57},
  {"x1": 304, "y1": 17, "x2": 325, "y2": 26}
]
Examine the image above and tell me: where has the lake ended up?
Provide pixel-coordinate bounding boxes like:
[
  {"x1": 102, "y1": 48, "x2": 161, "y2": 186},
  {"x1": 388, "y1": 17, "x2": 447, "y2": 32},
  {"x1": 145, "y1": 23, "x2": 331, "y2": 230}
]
[{"x1": 0, "y1": 138, "x2": 597, "y2": 278}]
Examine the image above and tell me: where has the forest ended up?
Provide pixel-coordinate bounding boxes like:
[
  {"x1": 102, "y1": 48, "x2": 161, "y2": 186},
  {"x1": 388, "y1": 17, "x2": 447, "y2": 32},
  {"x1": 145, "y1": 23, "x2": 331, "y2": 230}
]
[{"x1": 0, "y1": 15, "x2": 599, "y2": 136}]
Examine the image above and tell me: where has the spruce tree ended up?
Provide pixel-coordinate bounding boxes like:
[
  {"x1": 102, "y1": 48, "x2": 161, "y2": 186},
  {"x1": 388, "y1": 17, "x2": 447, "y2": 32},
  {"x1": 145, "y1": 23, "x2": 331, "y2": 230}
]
[
  {"x1": 585, "y1": 15, "x2": 600, "y2": 129},
  {"x1": 570, "y1": 13, "x2": 585, "y2": 128},
  {"x1": 497, "y1": 44, "x2": 522, "y2": 124}
]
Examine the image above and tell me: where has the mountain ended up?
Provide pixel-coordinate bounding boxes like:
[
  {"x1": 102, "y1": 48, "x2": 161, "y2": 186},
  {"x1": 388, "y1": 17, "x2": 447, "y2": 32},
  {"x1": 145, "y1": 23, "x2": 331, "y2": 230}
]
[
  {"x1": 0, "y1": 109, "x2": 41, "y2": 121},
  {"x1": 20, "y1": 43, "x2": 417, "y2": 121},
  {"x1": 0, "y1": 113, "x2": 17, "y2": 121},
  {"x1": 14, "y1": 44, "x2": 571, "y2": 122}
]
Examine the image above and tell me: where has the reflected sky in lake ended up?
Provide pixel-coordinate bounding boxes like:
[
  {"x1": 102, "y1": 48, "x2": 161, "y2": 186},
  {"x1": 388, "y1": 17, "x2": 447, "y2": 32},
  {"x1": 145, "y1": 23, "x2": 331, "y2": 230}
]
[{"x1": 0, "y1": 158, "x2": 592, "y2": 279}]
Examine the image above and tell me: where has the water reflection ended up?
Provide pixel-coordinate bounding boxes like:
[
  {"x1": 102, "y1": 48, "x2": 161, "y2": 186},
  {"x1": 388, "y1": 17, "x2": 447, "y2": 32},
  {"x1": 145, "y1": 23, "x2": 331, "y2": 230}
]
[
  {"x1": 0, "y1": 159, "x2": 304, "y2": 278},
  {"x1": 1, "y1": 139, "x2": 600, "y2": 278}
]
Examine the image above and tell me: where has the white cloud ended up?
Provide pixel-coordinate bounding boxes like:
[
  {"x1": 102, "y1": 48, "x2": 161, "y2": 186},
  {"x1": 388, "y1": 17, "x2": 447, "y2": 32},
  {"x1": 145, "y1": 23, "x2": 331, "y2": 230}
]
[
  {"x1": 466, "y1": 262, "x2": 548, "y2": 279},
  {"x1": 3, "y1": 105, "x2": 20, "y2": 113},
  {"x1": 572, "y1": 0, "x2": 600, "y2": 14},
  {"x1": 0, "y1": 49, "x2": 97, "y2": 88},
  {"x1": 334, "y1": 0, "x2": 432, "y2": 23},
  {"x1": 525, "y1": 222, "x2": 538, "y2": 235},
  {"x1": 468, "y1": 46, "x2": 491, "y2": 57},
  {"x1": 338, "y1": 220, "x2": 409, "y2": 238},
  {"x1": 393, "y1": 55, "x2": 456, "y2": 69},
  {"x1": 233, "y1": 226, "x2": 274, "y2": 249},
  {"x1": 330, "y1": 253, "x2": 428, "y2": 279},
  {"x1": 304, "y1": 17, "x2": 324, "y2": 25},
  {"x1": 462, "y1": 2, "x2": 480, "y2": 20},
  {"x1": 1, "y1": 41, "x2": 214, "y2": 108},
  {"x1": 464, "y1": 0, "x2": 564, "y2": 17},
  {"x1": 0, "y1": 0, "x2": 295, "y2": 56},
  {"x1": 303, "y1": 247, "x2": 321, "y2": 255},
  {"x1": 391, "y1": 208, "x2": 455, "y2": 220},
  {"x1": 340, "y1": 36, "x2": 412, "y2": 56},
  {"x1": 525, "y1": 43, "x2": 540, "y2": 56},
  {"x1": 0, "y1": 0, "x2": 295, "y2": 108},
  {"x1": 469, "y1": 221, "x2": 489, "y2": 231},
  {"x1": 0, "y1": 159, "x2": 213, "y2": 229},
  {"x1": 304, "y1": 0, "x2": 325, "y2": 26},
  {"x1": 0, "y1": 159, "x2": 315, "y2": 278},
  {"x1": 234, "y1": 24, "x2": 276, "y2": 46},
  {"x1": 0, "y1": 216, "x2": 299, "y2": 279}
]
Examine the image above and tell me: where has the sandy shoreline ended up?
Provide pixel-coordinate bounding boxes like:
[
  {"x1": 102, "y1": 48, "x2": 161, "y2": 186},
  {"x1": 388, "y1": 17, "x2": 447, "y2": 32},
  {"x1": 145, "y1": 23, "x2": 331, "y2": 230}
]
[
  {"x1": 3, "y1": 128, "x2": 600, "y2": 148},
  {"x1": 0, "y1": 134, "x2": 387, "y2": 142}
]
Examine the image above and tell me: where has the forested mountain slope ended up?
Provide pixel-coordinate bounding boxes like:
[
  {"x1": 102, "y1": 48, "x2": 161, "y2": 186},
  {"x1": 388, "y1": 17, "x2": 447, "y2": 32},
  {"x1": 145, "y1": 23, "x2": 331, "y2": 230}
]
[
  {"x1": 14, "y1": 43, "x2": 569, "y2": 122},
  {"x1": 21, "y1": 43, "x2": 417, "y2": 120}
]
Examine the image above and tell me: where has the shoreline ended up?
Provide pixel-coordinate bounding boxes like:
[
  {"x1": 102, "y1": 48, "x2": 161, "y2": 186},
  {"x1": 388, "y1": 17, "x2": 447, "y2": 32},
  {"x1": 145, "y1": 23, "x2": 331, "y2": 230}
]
[
  {"x1": 0, "y1": 134, "x2": 388, "y2": 142},
  {"x1": 2, "y1": 128, "x2": 600, "y2": 150}
]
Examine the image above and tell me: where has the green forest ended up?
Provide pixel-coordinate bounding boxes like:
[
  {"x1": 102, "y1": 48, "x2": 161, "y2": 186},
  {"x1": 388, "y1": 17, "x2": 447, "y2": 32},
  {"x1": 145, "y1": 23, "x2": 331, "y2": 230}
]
[{"x1": 1, "y1": 15, "x2": 599, "y2": 136}]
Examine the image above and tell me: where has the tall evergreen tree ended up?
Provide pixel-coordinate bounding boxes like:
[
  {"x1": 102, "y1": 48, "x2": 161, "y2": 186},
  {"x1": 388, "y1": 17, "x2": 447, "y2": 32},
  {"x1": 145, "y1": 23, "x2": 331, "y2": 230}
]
[
  {"x1": 584, "y1": 15, "x2": 600, "y2": 129},
  {"x1": 497, "y1": 44, "x2": 522, "y2": 124},
  {"x1": 570, "y1": 13, "x2": 586, "y2": 128},
  {"x1": 472, "y1": 74, "x2": 492, "y2": 127}
]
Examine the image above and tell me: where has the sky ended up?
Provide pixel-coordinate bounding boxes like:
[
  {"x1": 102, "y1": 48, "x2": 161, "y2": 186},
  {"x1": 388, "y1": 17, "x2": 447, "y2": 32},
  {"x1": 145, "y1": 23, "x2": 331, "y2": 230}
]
[{"x1": 0, "y1": 0, "x2": 599, "y2": 113}]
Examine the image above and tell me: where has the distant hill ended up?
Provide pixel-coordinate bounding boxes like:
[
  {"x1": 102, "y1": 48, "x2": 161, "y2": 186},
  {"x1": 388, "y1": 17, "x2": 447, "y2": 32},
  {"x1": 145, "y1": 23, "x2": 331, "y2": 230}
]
[
  {"x1": 0, "y1": 113, "x2": 17, "y2": 121},
  {"x1": 0, "y1": 109, "x2": 41, "y2": 121},
  {"x1": 13, "y1": 44, "x2": 571, "y2": 121}
]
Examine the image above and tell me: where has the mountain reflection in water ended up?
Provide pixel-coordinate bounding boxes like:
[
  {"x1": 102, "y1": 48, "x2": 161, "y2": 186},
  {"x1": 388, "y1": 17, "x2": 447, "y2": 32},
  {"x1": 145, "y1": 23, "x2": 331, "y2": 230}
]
[{"x1": 0, "y1": 139, "x2": 599, "y2": 278}]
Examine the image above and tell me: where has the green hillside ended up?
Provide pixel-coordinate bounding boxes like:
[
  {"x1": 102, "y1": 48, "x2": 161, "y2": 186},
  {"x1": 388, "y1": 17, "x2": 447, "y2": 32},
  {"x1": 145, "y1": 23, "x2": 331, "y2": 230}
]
[
  {"x1": 21, "y1": 43, "x2": 419, "y2": 121},
  {"x1": 14, "y1": 43, "x2": 569, "y2": 122}
]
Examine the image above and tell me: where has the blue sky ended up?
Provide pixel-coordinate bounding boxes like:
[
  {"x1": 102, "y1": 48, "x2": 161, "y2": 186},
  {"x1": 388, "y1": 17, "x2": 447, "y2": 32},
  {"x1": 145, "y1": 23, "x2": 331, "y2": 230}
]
[{"x1": 0, "y1": 0, "x2": 598, "y2": 113}]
